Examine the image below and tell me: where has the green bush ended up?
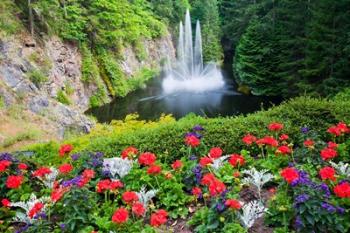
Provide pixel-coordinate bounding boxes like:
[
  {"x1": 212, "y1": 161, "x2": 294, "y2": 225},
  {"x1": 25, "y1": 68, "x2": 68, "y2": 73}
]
[
  {"x1": 27, "y1": 69, "x2": 48, "y2": 88},
  {"x1": 27, "y1": 97, "x2": 350, "y2": 163},
  {"x1": 56, "y1": 90, "x2": 71, "y2": 105}
]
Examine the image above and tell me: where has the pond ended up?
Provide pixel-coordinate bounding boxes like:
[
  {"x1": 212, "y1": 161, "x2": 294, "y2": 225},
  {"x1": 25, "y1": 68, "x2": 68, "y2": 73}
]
[{"x1": 86, "y1": 72, "x2": 282, "y2": 123}]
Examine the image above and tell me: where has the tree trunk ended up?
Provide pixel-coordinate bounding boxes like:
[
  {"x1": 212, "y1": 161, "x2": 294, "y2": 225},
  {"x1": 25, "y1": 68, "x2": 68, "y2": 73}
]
[{"x1": 28, "y1": 0, "x2": 34, "y2": 36}]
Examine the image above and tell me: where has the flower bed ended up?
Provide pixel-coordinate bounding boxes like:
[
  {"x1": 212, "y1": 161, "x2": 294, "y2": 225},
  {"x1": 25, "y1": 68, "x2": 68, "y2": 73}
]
[{"x1": 1, "y1": 121, "x2": 350, "y2": 232}]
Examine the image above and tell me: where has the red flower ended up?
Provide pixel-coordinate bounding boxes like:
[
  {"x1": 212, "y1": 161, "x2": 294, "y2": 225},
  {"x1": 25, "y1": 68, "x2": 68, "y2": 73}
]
[
  {"x1": 303, "y1": 139, "x2": 315, "y2": 148},
  {"x1": 268, "y1": 187, "x2": 277, "y2": 194},
  {"x1": 82, "y1": 169, "x2": 95, "y2": 179},
  {"x1": 51, "y1": 186, "x2": 69, "y2": 203},
  {"x1": 112, "y1": 208, "x2": 129, "y2": 224},
  {"x1": 6, "y1": 175, "x2": 24, "y2": 189},
  {"x1": 334, "y1": 182, "x2": 350, "y2": 198},
  {"x1": 18, "y1": 163, "x2": 28, "y2": 170},
  {"x1": 327, "y1": 141, "x2": 338, "y2": 149},
  {"x1": 28, "y1": 202, "x2": 44, "y2": 218},
  {"x1": 59, "y1": 144, "x2": 73, "y2": 157},
  {"x1": 147, "y1": 165, "x2": 162, "y2": 175},
  {"x1": 279, "y1": 134, "x2": 289, "y2": 141},
  {"x1": 229, "y1": 154, "x2": 245, "y2": 167},
  {"x1": 171, "y1": 160, "x2": 183, "y2": 170},
  {"x1": 201, "y1": 173, "x2": 216, "y2": 186},
  {"x1": 192, "y1": 187, "x2": 202, "y2": 197},
  {"x1": 328, "y1": 122, "x2": 350, "y2": 136},
  {"x1": 225, "y1": 199, "x2": 241, "y2": 210},
  {"x1": 122, "y1": 191, "x2": 139, "y2": 204},
  {"x1": 132, "y1": 202, "x2": 145, "y2": 217},
  {"x1": 268, "y1": 122, "x2": 284, "y2": 131},
  {"x1": 164, "y1": 172, "x2": 173, "y2": 179},
  {"x1": 233, "y1": 171, "x2": 240, "y2": 178},
  {"x1": 58, "y1": 164, "x2": 73, "y2": 174},
  {"x1": 150, "y1": 209, "x2": 168, "y2": 227},
  {"x1": 280, "y1": 167, "x2": 299, "y2": 184},
  {"x1": 209, "y1": 147, "x2": 223, "y2": 159},
  {"x1": 78, "y1": 169, "x2": 95, "y2": 187},
  {"x1": 320, "y1": 148, "x2": 337, "y2": 160},
  {"x1": 199, "y1": 157, "x2": 213, "y2": 167},
  {"x1": 185, "y1": 135, "x2": 200, "y2": 147},
  {"x1": 121, "y1": 146, "x2": 138, "y2": 159},
  {"x1": 110, "y1": 180, "x2": 124, "y2": 190},
  {"x1": 276, "y1": 145, "x2": 291, "y2": 155},
  {"x1": 138, "y1": 152, "x2": 156, "y2": 166},
  {"x1": 1, "y1": 199, "x2": 11, "y2": 207},
  {"x1": 97, "y1": 179, "x2": 111, "y2": 193},
  {"x1": 0, "y1": 160, "x2": 11, "y2": 172},
  {"x1": 256, "y1": 136, "x2": 279, "y2": 147},
  {"x1": 327, "y1": 126, "x2": 342, "y2": 136},
  {"x1": 32, "y1": 167, "x2": 51, "y2": 177},
  {"x1": 242, "y1": 134, "x2": 257, "y2": 145},
  {"x1": 208, "y1": 179, "x2": 226, "y2": 196},
  {"x1": 319, "y1": 167, "x2": 336, "y2": 181}
]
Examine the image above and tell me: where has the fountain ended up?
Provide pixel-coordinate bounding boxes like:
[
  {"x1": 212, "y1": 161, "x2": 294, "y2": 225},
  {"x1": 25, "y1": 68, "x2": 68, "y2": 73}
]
[{"x1": 162, "y1": 10, "x2": 225, "y2": 94}]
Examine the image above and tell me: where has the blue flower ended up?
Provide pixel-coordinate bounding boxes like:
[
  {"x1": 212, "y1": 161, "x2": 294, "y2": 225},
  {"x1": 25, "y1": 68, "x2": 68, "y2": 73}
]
[
  {"x1": 301, "y1": 127, "x2": 309, "y2": 134},
  {"x1": 294, "y1": 194, "x2": 310, "y2": 207},
  {"x1": 71, "y1": 154, "x2": 80, "y2": 161},
  {"x1": 295, "y1": 216, "x2": 303, "y2": 229}
]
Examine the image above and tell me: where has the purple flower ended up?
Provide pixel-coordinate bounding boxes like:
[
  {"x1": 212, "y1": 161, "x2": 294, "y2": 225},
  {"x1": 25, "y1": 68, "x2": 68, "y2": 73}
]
[
  {"x1": 189, "y1": 154, "x2": 197, "y2": 160},
  {"x1": 62, "y1": 175, "x2": 82, "y2": 187},
  {"x1": 193, "y1": 125, "x2": 204, "y2": 131},
  {"x1": 294, "y1": 194, "x2": 310, "y2": 207},
  {"x1": 318, "y1": 183, "x2": 331, "y2": 198},
  {"x1": 337, "y1": 207, "x2": 345, "y2": 214},
  {"x1": 95, "y1": 152, "x2": 104, "y2": 158},
  {"x1": 295, "y1": 216, "x2": 303, "y2": 229},
  {"x1": 321, "y1": 202, "x2": 337, "y2": 213},
  {"x1": 185, "y1": 132, "x2": 202, "y2": 139},
  {"x1": 215, "y1": 202, "x2": 226, "y2": 213},
  {"x1": 102, "y1": 169, "x2": 111, "y2": 177},
  {"x1": 34, "y1": 212, "x2": 47, "y2": 220},
  {"x1": 291, "y1": 170, "x2": 313, "y2": 187},
  {"x1": 60, "y1": 223, "x2": 66, "y2": 230},
  {"x1": 192, "y1": 165, "x2": 202, "y2": 184},
  {"x1": 0, "y1": 153, "x2": 15, "y2": 161},
  {"x1": 71, "y1": 154, "x2": 80, "y2": 161},
  {"x1": 15, "y1": 224, "x2": 30, "y2": 233},
  {"x1": 301, "y1": 127, "x2": 309, "y2": 134}
]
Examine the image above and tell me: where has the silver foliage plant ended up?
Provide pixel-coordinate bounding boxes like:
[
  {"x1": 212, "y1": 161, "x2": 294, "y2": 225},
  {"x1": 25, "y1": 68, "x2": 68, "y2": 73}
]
[
  {"x1": 237, "y1": 200, "x2": 267, "y2": 229},
  {"x1": 330, "y1": 161, "x2": 350, "y2": 178},
  {"x1": 103, "y1": 157, "x2": 133, "y2": 179},
  {"x1": 136, "y1": 186, "x2": 158, "y2": 207},
  {"x1": 10, "y1": 194, "x2": 50, "y2": 224},
  {"x1": 241, "y1": 167, "x2": 274, "y2": 199},
  {"x1": 33, "y1": 167, "x2": 59, "y2": 189},
  {"x1": 211, "y1": 155, "x2": 231, "y2": 171}
]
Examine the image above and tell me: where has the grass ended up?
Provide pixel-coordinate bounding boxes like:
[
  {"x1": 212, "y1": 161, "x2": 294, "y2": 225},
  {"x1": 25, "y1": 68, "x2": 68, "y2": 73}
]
[{"x1": 0, "y1": 130, "x2": 40, "y2": 149}]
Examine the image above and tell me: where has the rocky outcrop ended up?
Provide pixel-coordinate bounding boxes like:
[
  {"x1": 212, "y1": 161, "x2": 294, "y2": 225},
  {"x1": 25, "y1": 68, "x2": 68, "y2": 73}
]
[
  {"x1": 0, "y1": 31, "x2": 175, "y2": 140},
  {"x1": 120, "y1": 33, "x2": 175, "y2": 76}
]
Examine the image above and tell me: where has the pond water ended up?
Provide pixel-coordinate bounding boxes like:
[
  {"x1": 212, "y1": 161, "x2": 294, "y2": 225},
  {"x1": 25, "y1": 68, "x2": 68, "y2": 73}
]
[{"x1": 86, "y1": 72, "x2": 282, "y2": 123}]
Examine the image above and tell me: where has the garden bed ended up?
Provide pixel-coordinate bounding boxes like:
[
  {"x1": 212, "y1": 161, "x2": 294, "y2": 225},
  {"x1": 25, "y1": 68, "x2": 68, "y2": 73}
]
[{"x1": 1, "y1": 119, "x2": 350, "y2": 232}]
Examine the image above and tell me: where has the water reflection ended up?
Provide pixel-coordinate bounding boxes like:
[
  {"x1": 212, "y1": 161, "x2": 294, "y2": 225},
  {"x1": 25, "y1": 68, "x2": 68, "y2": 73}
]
[{"x1": 86, "y1": 77, "x2": 282, "y2": 123}]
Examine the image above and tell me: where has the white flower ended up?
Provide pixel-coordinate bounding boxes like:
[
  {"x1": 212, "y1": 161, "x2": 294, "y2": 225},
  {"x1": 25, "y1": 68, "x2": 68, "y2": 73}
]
[
  {"x1": 237, "y1": 200, "x2": 267, "y2": 229},
  {"x1": 103, "y1": 157, "x2": 133, "y2": 179}
]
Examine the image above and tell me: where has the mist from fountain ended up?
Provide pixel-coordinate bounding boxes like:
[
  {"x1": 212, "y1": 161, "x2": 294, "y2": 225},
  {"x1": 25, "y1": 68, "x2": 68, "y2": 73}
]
[{"x1": 162, "y1": 10, "x2": 225, "y2": 94}]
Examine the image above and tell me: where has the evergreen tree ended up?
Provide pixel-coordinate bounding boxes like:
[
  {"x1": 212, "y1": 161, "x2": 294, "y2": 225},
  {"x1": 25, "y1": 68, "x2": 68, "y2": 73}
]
[{"x1": 191, "y1": 0, "x2": 223, "y2": 62}]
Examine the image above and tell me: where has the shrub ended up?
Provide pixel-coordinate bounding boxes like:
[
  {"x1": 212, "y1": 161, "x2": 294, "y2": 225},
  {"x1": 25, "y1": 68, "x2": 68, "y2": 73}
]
[
  {"x1": 56, "y1": 90, "x2": 71, "y2": 105},
  {"x1": 27, "y1": 69, "x2": 48, "y2": 88},
  {"x1": 26, "y1": 97, "x2": 350, "y2": 162}
]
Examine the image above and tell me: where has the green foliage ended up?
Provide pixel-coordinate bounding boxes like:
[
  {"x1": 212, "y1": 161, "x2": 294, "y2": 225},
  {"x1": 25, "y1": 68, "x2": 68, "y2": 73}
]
[
  {"x1": 0, "y1": 0, "x2": 22, "y2": 36},
  {"x1": 231, "y1": 0, "x2": 350, "y2": 97},
  {"x1": 191, "y1": 0, "x2": 223, "y2": 62},
  {"x1": 148, "y1": 0, "x2": 190, "y2": 26},
  {"x1": 25, "y1": 97, "x2": 349, "y2": 162},
  {"x1": 0, "y1": 95, "x2": 4, "y2": 108},
  {"x1": 27, "y1": 69, "x2": 48, "y2": 88},
  {"x1": 56, "y1": 90, "x2": 71, "y2": 105}
]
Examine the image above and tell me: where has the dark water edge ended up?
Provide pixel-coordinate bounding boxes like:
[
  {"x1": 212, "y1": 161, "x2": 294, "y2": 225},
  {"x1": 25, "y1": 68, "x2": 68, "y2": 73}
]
[{"x1": 86, "y1": 74, "x2": 283, "y2": 123}]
